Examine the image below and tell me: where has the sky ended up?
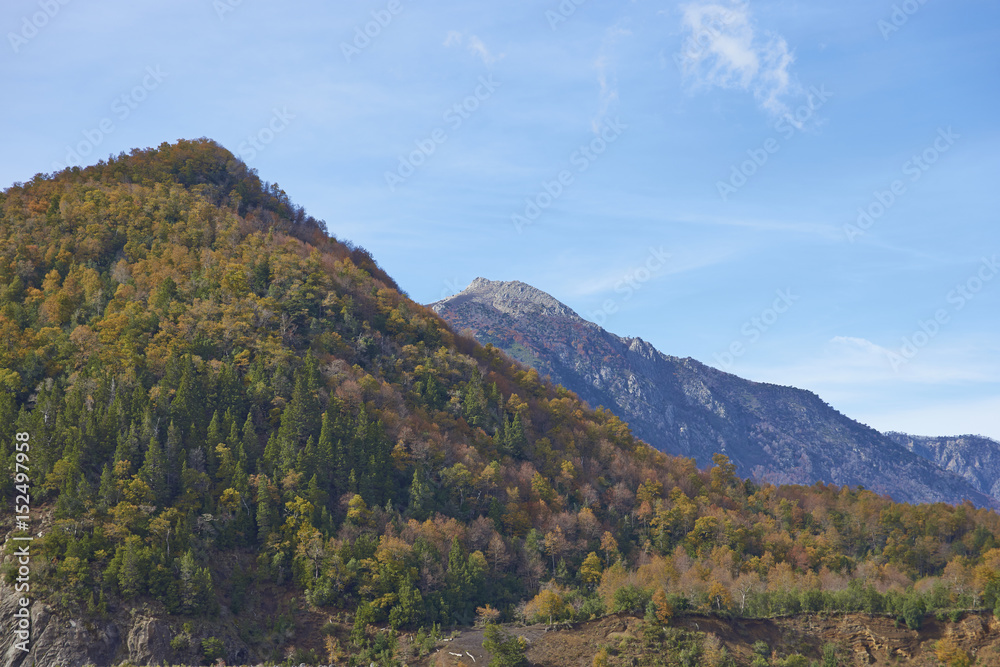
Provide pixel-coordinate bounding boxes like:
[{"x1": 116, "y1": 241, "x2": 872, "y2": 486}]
[{"x1": 2, "y1": 0, "x2": 998, "y2": 440}]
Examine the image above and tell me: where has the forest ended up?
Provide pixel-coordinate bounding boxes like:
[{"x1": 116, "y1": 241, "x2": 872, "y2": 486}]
[{"x1": 1, "y1": 139, "x2": 999, "y2": 666}]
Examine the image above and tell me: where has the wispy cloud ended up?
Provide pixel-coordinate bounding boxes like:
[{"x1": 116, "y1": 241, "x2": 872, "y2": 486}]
[
  {"x1": 677, "y1": 1, "x2": 800, "y2": 120},
  {"x1": 444, "y1": 31, "x2": 504, "y2": 66},
  {"x1": 738, "y1": 335, "x2": 1000, "y2": 388},
  {"x1": 727, "y1": 336, "x2": 1000, "y2": 439},
  {"x1": 593, "y1": 24, "x2": 631, "y2": 132}
]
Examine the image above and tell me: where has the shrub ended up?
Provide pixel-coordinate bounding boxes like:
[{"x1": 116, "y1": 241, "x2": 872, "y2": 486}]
[
  {"x1": 935, "y1": 637, "x2": 973, "y2": 667},
  {"x1": 821, "y1": 642, "x2": 839, "y2": 667},
  {"x1": 901, "y1": 596, "x2": 926, "y2": 631},
  {"x1": 612, "y1": 584, "x2": 651, "y2": 614},
  {"x1": 169, "y1": 634, "x2": 188, "y2": 653},
  {"x1": 201, "y1": 636, "x2": 225, "y2": 662},
  {"x1": 483, "y1": 623, "x2": 529, "y2": 667}
]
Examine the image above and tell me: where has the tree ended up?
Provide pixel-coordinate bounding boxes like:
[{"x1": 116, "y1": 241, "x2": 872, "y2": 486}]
[
  {"x1": 651, "y1": 588, "x2": 673, "y2": 625},
  {"x1": 139, "y1": 436, "x2": 168, "y2": 505},
  {"x1": 600, "y1": 532, "x2": 619, "y2": 567},
  {"x1": 734, "y1": 571, "x2": 762, "y2": 614},
  {"x1": 389, "y1": 577, "x2": 425, "y2": 629},
  {"x1": 543, "y1": 526, "x2": 568, "y2": 573},
  {"x1": 708, "y1": 579, "x2": 732, "y2": 611},
  {"x1": 482, "y1": 623, "x2": 528, "y2": 667},
  {"x1": 346, "y1": 494, "x2": 371, "y2": 526},
  {"x1": 935, "y1": 637, "x2": 972, "y2": 667},
  {"x1": 525, "y1": 588, "x2": 566, "y2": 624},
  {"x1": 900, "y1": 594, "x2": 925, "y2": 630},
  {"x1": 255, "y1": 474, "x2": 277, "y2": 540},
  {"x1": 710, "y1": 453, "x2": 737, "y2": 491},
  {"x1": 462, "y1": 370, "x2": 488, "y2": 429},
  {"x1": 580, "y1": 552, "x2": 603, "y2": 588},
  {"x1": 407, "y1": 467, "x2": 433, "y2": 520},
  {"x1": 118, "y1": 537, "x2": 145, "y2": 599}
]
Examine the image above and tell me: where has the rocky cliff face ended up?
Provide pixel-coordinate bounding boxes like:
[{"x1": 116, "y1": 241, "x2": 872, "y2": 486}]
[
  {"x1": 0, "y1": 577, "x2": 251, "y2": 667},
  {"x1": 432, "y1": 278, "x2": 998, "y2": 508},
  {"x1": 885, "y1": 432, "x2": 1000, "y2": 500}
]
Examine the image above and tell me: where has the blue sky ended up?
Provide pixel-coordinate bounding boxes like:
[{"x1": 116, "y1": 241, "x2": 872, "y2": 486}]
[{"x1": 3, "y1": 0, "x2": 999, "y2": 439}]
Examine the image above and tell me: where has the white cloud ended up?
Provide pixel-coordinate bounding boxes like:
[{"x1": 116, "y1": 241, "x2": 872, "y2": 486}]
[
  {"x1": 444, "y1": 32, "x2": 504, "y2": 66},
  {"x1": 593, "y1": 25, "x2": 631, "y2": 132},
  {"x1": 677, "y1": 1, "x2": 800, "y2": 119}
]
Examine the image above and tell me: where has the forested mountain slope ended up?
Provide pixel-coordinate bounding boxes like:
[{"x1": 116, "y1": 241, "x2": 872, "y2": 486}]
[{"x1": 1, "y1": 141, "x2": 999, "y2": 666}]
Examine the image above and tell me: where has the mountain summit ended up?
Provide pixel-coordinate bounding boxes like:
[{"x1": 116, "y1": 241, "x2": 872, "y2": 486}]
[
  {"x1": 432, "y1": 278, "x2": 998, "y2": 508},
  {"x1": 443, "y1": 277, "x2": 585, "y2": 320}
]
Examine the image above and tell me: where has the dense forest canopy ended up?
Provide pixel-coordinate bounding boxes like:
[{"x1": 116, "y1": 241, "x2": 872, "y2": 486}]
[{"x1": 2, "y1": 139, "x2": 1000, "y2": 665}]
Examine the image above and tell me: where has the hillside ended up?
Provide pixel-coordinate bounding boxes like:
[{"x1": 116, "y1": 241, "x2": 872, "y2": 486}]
[
  {"x1": 1, "y1": 141, "x2": 1000, "y2": 666},
  {"x1": 431, "y1": 278, "x2": 997, "y2": 508}
]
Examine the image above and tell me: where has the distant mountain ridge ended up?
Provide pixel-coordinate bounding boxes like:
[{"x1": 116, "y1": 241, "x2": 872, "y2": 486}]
[
  {"x1": 885, "y1": 432, "x2": 1000, "y2": 501},
  {"x1": 432, "y1": 278, "x2": 998, "y2": 508}
]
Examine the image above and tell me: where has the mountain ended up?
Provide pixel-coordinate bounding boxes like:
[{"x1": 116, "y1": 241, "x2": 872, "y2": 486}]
[
  {"x1": 432, "y1": 278, "x2": 998, "y2": 508},
  {"x1": 3, "y1": 142, "x2": 1000, "y2": 667},
  {"x1": 885, "y1": 432, "x2": 1000, "y2": 500}
]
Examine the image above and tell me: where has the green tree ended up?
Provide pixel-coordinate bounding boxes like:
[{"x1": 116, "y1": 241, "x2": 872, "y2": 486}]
[
  {"x1": 389, "y1": 577, "x2": 425, "y2": 629},
  {"x1": 482, "y1": 623, "x2": 528, "y2": 667},
  {"x1": 118, "y1": 536, "x2": 146, "y2": 599}
]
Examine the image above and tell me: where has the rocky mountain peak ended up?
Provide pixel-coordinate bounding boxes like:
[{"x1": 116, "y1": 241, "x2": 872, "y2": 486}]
[{"x1": 433, "y1": 277, "x2": 588, "y2": 322}]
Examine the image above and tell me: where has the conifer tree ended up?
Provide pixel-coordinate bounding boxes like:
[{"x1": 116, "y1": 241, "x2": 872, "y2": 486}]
[{"x1": 140, "y1": 436, "x2": 169, "y2": 505}]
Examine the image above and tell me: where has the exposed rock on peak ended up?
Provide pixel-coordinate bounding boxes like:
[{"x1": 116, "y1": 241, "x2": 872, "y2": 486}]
[{"x1": 435, "y1": 277, "x2": 588, "y2": 321}]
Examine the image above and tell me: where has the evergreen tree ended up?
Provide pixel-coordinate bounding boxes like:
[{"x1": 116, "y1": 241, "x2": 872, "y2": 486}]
[
  {"x1": 118, "y1": 537, "x2": 145, "y2": 599},
  {"x1": 240, "y1": 411, "x2": 258, "y2": 464},
  {"x1": 462, "y1": 369, "x2": 488, "y2": 429},
  {"x1": 255, "y1": 475, "x2": 277, "y2": 540},
  {"x1": 164, "y1": 420, "x2": 183, "y2": 496},
  {"x1": 407, "y1": 467, "x2": 433, "y2": 520},
  {"x1": 139, "y1": 436, "x2": 169, "y2": 505}
]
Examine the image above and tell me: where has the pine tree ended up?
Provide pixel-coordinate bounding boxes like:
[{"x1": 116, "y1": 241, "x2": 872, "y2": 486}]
[
  {"x1": 139, "y1": 436, "x2": 169, "y2": 505},
  {"x1": 255, "y1": 475, "x2": 277, "y2": 540},
  {"x1": 462, "y1": 369, "x2": 487, "y2": 429},
  {"x1": 317, "y1": 409, "x2": 337, "y2": 494},
  {"x1": 240, "y1": 411, "x2": 258, "y2": 464},
  {"x1": 179, "y1": 549, "x2": 199, "y2": 614},
  {"x1": 118, "y1": 537, "x2": 145, "y2": 599},
  {"x1": 408, "y1": 467, "x2": 433, "y2": 520},
  {"x1": 164, "y1": 420, "x2": 183, "y2": 496}
]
